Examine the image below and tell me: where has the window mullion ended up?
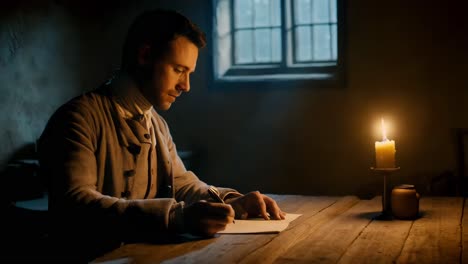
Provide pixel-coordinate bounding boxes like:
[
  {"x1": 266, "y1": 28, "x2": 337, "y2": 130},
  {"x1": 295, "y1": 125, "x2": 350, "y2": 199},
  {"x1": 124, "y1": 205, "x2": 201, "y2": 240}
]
[
  {"x1": 328, "y1": 0, "x2": 333, "y2": 60},
  {"x1": 310, "y1": 25, "x2": 314, "y2": 61},
  {"x1": 252, "y1": 1, "x2": 256, "y2": 63},
  {"x1": 281, "y1": 0, "x2": 288, "y2": 69},
  {"x1": 310, "y1": 1, "x2": 314, "y2": 62},
  {"x1": 229, "y1": 0, "x2": 235, "y2": 65},
  {"x1": 269, "y1": 1, "x2": 272, "y2": 62}
]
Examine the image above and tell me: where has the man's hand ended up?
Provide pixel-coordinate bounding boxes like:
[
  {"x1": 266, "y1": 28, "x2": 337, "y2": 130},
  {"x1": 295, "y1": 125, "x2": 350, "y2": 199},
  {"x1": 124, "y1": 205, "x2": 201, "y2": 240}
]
[
  {"x1": 183, "y1": 201, "x2": 235, "y2": 237},
  {"x1": 225, "y1": 191, "x2": 286, "y2": 220}
]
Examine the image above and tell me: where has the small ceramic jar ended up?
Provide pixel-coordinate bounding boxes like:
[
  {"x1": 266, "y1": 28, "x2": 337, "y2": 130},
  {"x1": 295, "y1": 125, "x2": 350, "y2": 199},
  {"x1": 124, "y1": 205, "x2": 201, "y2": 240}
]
[{"x1": 391, "y1": 184, "x2": 420, "y2": 220}]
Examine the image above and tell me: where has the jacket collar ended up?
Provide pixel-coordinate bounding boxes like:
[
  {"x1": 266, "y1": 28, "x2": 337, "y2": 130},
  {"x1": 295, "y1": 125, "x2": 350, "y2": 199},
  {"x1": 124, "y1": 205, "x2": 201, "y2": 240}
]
[
  {"x1": 109, "y1": 70, "x2": 153, "y2": 120},
  {"x1": 104, "y1": 72, "x2": 148, "y2": 149}
]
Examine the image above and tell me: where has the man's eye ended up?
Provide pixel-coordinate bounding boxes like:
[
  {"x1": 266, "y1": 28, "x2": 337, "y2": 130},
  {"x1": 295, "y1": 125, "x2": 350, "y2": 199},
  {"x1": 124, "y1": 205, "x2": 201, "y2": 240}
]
[{"x1": 174, "y1": 68, "x2": 183, "y2": 74}]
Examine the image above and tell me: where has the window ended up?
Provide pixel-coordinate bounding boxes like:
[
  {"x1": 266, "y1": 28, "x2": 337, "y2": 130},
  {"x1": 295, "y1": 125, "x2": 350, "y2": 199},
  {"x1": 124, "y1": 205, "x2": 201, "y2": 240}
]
[{"x1": 213, "y1": 0, "x2": 344, "y2": 86}]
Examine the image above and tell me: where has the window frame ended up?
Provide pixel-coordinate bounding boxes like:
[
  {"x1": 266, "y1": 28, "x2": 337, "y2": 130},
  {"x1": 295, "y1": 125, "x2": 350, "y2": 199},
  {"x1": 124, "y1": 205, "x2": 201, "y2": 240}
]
[{"x1": 211, "y1": 0, "x2": 346, "y2": 89}]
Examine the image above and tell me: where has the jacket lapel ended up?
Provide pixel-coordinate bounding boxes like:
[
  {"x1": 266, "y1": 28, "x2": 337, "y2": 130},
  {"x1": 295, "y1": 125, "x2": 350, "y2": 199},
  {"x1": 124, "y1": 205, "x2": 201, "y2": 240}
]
[
  {"x1": 108, "y1": 97, "x2": 142, "y2": 152},
  {"x1": 151, "y1": 112, "x2": 174, "y2": 197}
]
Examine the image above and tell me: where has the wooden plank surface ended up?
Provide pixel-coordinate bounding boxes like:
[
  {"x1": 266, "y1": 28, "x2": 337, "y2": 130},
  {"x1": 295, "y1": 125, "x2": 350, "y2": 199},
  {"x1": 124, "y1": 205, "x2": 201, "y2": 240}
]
[
  {"x1": 463, "y1": 198, "x2": 468, "y2": 264},
  {"x1": 162, "y1": 196, "x2": 346, "y2": 264},
  {"x1": 94, "y1": 195, "x2": 340, "y2": 264},
  {"x1": 396, "y1": 197, "x2": 463, "y2": 264},
  {"x1": 273, "y1": 196, "x2": 378, "y2": 264},
  {"x1": 92, "y1": 236, "x2": 215, "y2": 264},
  {"x1": 238, "y1": 196, "x2": 360, "y2": 264},
  {"x1": 337, "y1": 197, "x2": 413, "y2": 264},
  {"x1": 92, "y1": 196, "x2": 466, "y2": 264}
]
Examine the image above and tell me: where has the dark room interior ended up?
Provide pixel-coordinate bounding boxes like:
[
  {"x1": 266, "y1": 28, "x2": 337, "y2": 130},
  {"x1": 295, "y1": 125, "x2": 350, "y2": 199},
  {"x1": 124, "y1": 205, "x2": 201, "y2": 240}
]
[{"x1": 1, "y1": 0, "x2": 467, "y2": 262}]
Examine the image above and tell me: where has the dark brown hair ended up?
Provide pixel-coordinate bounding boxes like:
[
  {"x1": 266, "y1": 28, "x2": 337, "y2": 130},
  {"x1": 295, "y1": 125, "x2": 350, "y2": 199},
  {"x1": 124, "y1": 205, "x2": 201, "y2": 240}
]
[{"x1": 121, "y1": 9, "x2": 206, "y2": 74}]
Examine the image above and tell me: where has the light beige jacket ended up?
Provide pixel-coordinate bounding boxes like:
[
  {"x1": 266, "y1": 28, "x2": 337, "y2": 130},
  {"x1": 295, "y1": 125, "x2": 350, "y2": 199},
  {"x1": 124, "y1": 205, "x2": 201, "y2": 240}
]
[{"x1": 39, "y1": 83, "x2": 240, "y2": 246}]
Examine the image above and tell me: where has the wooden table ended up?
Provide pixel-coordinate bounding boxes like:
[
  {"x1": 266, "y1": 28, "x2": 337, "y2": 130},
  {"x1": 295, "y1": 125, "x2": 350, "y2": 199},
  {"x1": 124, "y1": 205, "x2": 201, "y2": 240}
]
[{"x1": 92, "y1": 195, "x2": 465, "y2": 264}]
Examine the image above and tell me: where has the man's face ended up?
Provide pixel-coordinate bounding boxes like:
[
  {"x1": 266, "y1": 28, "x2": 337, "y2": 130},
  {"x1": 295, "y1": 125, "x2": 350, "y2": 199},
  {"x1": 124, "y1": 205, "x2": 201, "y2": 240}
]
[{"x1": 141, "y1": 36, "x2": 199, "y2": 111}]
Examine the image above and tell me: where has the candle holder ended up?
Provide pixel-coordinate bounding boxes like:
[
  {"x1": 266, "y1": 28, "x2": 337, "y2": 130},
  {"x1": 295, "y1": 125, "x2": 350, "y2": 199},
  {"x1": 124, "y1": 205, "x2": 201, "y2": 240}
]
[{"x1": 370, "y1": 167, "x2": 400, "y2": 220}]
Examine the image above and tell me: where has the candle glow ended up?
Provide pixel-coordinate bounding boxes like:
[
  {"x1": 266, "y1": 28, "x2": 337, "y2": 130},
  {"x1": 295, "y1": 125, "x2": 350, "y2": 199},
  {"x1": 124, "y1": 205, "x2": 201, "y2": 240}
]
[
  {"x1": 375, "y1": 118, "x2": 396, "y2": 168},
  {"x1": 381, "y1": 118, "x2": 387, "y2": 141}
]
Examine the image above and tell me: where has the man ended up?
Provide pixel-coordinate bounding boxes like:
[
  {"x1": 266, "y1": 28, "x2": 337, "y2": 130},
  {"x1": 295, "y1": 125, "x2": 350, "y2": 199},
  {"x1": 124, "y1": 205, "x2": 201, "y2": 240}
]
[{"x1": 38, "y1": 8, "x2": 285, "y2": 262}]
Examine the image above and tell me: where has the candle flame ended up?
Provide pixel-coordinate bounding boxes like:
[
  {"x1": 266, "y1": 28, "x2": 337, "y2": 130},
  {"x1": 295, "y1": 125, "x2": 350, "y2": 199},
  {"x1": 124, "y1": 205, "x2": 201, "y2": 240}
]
[{"x1": 381, "y1": 118, "x2": 388, "y2": 141}]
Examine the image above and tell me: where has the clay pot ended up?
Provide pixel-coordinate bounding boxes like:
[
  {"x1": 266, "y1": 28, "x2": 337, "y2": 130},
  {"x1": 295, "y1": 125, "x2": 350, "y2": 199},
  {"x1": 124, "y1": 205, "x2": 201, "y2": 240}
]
[{"x1": 391, "y1": 184, "x2": 420, "y2": 220}]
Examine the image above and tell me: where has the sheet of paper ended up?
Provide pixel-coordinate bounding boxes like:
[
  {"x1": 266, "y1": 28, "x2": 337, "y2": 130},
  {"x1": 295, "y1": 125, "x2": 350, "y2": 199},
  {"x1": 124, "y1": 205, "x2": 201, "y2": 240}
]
[{"x1": 218, "y1": 213, "x2": 302, "y2": 234}]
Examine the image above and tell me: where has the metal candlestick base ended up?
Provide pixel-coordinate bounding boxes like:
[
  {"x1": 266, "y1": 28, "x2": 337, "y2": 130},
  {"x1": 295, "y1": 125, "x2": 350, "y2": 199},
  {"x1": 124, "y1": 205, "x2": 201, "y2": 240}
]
[{"x1": 370, "y1": 167, "x2": 400, "y2": 220}]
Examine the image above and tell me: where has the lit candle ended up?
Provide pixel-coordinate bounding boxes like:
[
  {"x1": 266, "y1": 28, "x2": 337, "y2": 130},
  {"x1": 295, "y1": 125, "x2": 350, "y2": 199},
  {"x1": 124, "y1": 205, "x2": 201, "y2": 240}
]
[{"x1": 375, "y1": 118, "x2": 396, "y2": 168}]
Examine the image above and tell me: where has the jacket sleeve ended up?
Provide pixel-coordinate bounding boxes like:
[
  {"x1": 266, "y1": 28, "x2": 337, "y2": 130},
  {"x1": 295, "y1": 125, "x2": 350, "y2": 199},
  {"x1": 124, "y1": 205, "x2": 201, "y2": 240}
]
[
  {"x1": 154, "y1": 114, "x2": 242, "y2": 205},
  {"x1": 38, "y1": 98, "x2": 183, "y2": 246}
]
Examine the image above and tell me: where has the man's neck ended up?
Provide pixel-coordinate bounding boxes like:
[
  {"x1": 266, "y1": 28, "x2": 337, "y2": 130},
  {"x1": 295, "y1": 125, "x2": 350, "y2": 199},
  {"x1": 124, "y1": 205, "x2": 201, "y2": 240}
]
[{"x1": 111, "y1": 70, "x2": 153, "y2": 118}]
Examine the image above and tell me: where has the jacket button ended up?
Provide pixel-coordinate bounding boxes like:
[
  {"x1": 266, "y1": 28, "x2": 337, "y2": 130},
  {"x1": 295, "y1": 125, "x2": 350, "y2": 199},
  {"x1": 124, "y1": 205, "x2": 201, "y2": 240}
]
[
  {"x1": 124, "y1": 170, "x2": 135, "y2": 177},
  {"x1": 128, "y1": 144, "x2": 141, "y2": 155},
  {"x1": 144, "y1": 134, "x2": 150, "y2": 139},
  {"x1": 121, "y1": 191, "x2": 131, "y2": 197}
]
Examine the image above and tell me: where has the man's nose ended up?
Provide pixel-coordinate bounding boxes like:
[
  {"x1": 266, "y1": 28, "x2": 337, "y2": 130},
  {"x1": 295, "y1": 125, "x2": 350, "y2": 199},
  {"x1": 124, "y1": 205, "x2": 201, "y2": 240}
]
[{"x1": 177, "y1": 73, "x2": 190, "y2": 92}]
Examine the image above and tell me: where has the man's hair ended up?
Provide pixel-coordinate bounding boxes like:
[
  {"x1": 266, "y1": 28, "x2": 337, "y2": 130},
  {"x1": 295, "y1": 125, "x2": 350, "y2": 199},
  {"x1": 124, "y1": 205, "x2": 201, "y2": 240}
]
[{"x1": 121, "y1": 9, "x2": 206, "y2": 73}]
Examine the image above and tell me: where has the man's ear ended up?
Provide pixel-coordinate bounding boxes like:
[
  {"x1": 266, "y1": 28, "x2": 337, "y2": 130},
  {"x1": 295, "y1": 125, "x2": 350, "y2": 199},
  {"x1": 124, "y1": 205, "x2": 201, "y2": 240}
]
[{"x1": 137, "y1": 44, "x2": 152, "y2": 66}]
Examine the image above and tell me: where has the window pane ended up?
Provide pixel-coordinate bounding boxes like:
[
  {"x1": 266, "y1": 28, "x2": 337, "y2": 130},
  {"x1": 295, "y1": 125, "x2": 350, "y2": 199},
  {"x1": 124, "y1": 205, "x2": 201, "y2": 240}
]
[
  {"x1": 254, "y1": 0, "x2": 270, "y2": 27},
  {"x1": 331, "y1": 24, "x2": 337, "y2": 60},
  {"x1": 254, "y1": 29, "x2": 271, "y2": 62},
  {"x1": 217, "y1": 0, "x2": 231, "y2": 36},
  {"x1": 272, "y1": 28, "x2": 281, "y2": 62},
  {"x1": 330, "y1": 0, "x2": 337, "y2": 23},
  {"x1": 235, "y1": 0, "x2": 253, "y2": 28},
  {"x1": 312, "y1": 0, "x2": 330, "y2": 23},
  {"x1": 295, "y1": 26, "x2": 312, "y2": 62},
  {"x1": 235, "y1": 30, "x2": 254, "y2": 63},
  {"x1": 271, "y1": 0, "x2": 281, "y2": 26},
  {"x1": 313, "y1": 25, "x2": 331, "y2": 60},
  {"x1": 294, "y1": 0, "x2": 312, "y2": 24}
]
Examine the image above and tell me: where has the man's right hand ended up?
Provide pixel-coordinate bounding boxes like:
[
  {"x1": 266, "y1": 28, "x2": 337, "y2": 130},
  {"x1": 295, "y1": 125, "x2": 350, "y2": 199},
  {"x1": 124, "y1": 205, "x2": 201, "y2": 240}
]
[{"x1": 183, "y1": 201, "x2": 235, "y2": 237}]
